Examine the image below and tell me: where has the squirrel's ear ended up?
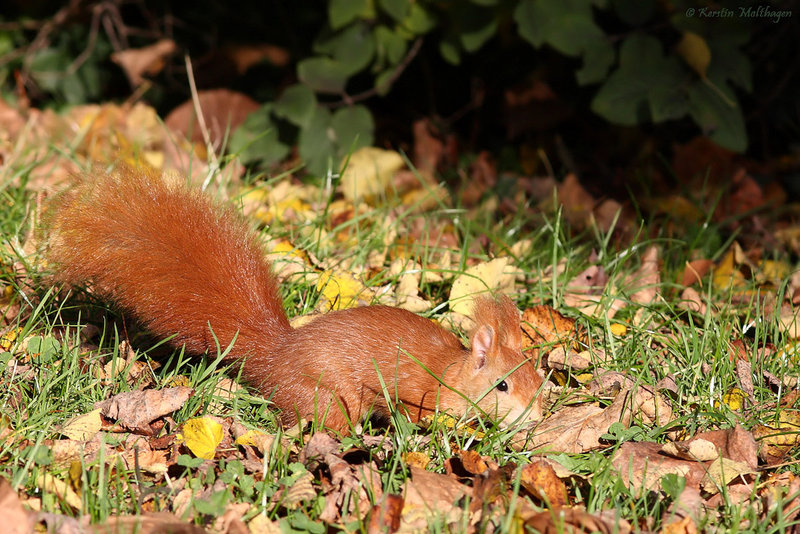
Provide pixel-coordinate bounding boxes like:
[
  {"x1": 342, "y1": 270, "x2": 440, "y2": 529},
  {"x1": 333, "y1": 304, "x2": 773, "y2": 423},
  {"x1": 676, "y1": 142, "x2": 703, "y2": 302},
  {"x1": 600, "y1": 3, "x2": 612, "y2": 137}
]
[{"x1": 471, "y1": 325, "x2": 495, "y2": 370}]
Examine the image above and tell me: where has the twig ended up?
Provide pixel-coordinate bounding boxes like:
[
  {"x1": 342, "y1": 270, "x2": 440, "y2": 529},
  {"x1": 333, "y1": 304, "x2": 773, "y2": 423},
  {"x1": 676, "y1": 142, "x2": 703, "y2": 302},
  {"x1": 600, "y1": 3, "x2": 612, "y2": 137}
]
[
  {"x1": 332, "y1": 37, "x2": 423, "y2": 108},
  {"x1": 184, "y1": 54, "x2": 221, "y2": 175}
]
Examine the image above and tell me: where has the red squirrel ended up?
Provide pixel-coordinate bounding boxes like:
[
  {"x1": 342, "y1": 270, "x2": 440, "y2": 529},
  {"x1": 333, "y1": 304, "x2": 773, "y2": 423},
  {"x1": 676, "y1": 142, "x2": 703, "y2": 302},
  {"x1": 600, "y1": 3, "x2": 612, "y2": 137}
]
[{"x1": 46, "y1": 166, "x2": 543, "y2": 432}]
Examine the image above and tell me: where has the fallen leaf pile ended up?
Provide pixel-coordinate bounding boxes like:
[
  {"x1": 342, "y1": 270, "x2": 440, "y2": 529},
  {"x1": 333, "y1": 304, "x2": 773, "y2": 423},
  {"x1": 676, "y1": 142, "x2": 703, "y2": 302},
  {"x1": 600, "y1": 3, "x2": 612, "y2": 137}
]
[{"x1": 2, "y1": 93, "x2": 800, "y2": 533}]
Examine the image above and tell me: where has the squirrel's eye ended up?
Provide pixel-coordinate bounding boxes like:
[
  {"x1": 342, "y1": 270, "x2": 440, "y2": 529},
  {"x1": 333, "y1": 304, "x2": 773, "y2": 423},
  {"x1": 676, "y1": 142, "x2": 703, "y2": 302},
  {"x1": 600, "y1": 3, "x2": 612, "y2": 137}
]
[{"x1": 496, "y1": 380, "x2": 508, "y2": 392}]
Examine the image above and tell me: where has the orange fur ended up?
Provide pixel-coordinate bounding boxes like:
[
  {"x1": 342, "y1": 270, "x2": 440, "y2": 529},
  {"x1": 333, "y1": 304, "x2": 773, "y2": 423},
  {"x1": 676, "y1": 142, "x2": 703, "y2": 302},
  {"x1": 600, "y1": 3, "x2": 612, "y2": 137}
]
[{"x1": 47, "y1": 166, "x2": 543, "y2": 432}]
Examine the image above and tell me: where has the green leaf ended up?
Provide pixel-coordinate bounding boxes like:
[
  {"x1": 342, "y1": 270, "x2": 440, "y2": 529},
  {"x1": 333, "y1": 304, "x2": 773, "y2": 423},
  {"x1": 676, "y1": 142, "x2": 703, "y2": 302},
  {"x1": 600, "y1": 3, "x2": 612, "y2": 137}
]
[
  {"x1": 374, "y1": 25, "x2": 407, "y2": 65},
  {"x1": 274, "y1": 84, "x2": 317, "y2": 128},
  {"x1": 329, "y1": 0, "x2": 368, "y2": 29},
  {"x1": 514, "y1": 0, "x2": 604, "y2": 57},
  {"x1": 379, "y1": 0, "x2": 410, "y2": 21},
  {"x1": 612, "y1": 0, "x2": 655, "y2": 26},
  {"x1": 457, "y1": 7, "x2": 498, "y2": 52},
  {"x1": 297, "y1": 57, "x2": 350, "y2": 93},
  {"x1": 331, "y1": 105, "x2": 375, "y2": 160},
  {"x1": 591, "y1": 34, "x2": 690, "y2": 125},
  {"x1": 374, "y1": 69, "x2": 396, "y2": 96},
  {"x1": 315, "y1": 22, "x2": 375, "y2": 76},
  {"x1": 649, "y1": 85, "x2": 689, "y2": 122},
  {"x1": 575, "y1": 39, "x2": 614, "y2": 84},
  {"x1": 707, "y1": 37, "x2": 752, "y2": 92},
  {"x1": 688, "y1": 79, "x2": 747, "y2": 152},
  {"x1": 514, "y1": 0, "x2": 545, "y2": 47},
  {"x1": 400, "y1": 3, "x2": 437, "y2": 35},
  {"x1": 298, "y1": 106, "x2": 335, "y2": 175},
  {"x1": 229, "y1": 104, "x2": 289, "y2": 166},
  {"x1": 439, "y1": 37, "x2": 461, "y2": 65}
]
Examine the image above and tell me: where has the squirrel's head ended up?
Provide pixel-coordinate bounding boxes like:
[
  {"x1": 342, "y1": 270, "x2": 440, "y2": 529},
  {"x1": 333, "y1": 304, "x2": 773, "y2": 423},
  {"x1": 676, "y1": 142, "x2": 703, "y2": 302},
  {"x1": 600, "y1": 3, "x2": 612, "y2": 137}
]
[{"x1": 455, "y1": 295, "x2": 544, "y2": 426}]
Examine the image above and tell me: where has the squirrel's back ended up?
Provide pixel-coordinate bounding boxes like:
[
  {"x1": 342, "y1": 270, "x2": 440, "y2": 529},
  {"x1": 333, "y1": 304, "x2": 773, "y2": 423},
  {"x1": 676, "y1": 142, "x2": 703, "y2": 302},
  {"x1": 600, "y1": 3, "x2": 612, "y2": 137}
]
[{"x1": 47, "y1": 166, "x2": 291, "y2": 360}]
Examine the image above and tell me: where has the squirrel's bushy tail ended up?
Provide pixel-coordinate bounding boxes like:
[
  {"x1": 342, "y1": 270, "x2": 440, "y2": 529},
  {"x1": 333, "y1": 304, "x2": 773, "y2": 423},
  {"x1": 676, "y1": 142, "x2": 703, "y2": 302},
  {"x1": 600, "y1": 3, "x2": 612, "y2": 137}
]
[{"x1": 46, "y1": 165, "x2": 291, "y2": 359}]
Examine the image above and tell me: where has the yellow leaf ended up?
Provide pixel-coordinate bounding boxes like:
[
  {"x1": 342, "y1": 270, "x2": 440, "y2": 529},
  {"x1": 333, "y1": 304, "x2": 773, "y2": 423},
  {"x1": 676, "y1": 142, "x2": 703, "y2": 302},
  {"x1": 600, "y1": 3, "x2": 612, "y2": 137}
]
[
  {"x1": 316, "y1": 269, "x2": 365, "y2": 311},
  {"x1": 403, "y1": 451, "x2": 431, "y2": 469},
  {"x1": 235, "y1": 429, "x2": 275, "y2": 454},
  {"x1": 712, "y1": 243, "x2": 748, "y2": 290},
  {"x1": 609, "y1": 323, "x2": 628, "y2": 336},
  {"x1": 61, "y1": 409, "x2": 102, "y2": 441},
  {"x1": 721, "y1": 387, "x2": 745, "y2": 411},
  {"x1": 0, "y1": 326, "x2": 22, "y2": 351},
  {"x1": 449, "y1": 257, "x2": 516, "y2": 316},
  {"x1": 676, "y1": 31, "x2": 711, "y2": 78},
  {"x1": 340, "y1": 147, "x2": 405, "y2": 202},
  {"x1": 37, "y1": 474, "x2": 82, "y2": 510},
  {"x1": 182, "y1": 417, "x2": 224, "y2": 460}
]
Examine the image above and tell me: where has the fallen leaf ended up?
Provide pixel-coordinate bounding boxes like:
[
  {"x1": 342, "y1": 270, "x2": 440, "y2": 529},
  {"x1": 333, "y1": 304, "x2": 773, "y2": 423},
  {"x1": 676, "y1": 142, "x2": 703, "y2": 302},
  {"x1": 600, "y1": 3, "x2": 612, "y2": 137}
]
[
  {"x1": 339, "y1": 147, "x2": 405, "y2": 202},
  {"x1": 181, "y1": 417, "x2": 224, "y2": 460},
  {"x1": 523, "y1": 507, "x2": 631, "y2": 533},
  {"x1": 111, "y1": 39, "x2": 176, "y2": 86},
  {"x1": 165, "y1": 89, "x2": 260, "y2": 147},
  {"x1": 59, "y1": 408, "x2": 101, "y2": 442},
  {"x1": 0, "y1": 478, "x2": 34, "y2": 534},
  {"x1": 317, "y1": 269, "x2": 369, "y2": 311},
  {"x1": 520, "y1": 460, "x2": 568, "y2": 506},
  {"x1": 449, "y1": 257, "x2": 515, "y2": 316},
  {"x1": 96, "y1": 387, "x2": 193, "y2": 431}
]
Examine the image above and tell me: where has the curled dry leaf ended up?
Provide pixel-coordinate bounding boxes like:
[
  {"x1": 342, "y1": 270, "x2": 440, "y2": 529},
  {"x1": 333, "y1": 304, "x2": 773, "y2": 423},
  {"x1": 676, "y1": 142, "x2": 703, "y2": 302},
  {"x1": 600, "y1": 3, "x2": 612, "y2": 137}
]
[
  {"x1": 111, "y1": 39, "x2": 176, "y2": 87},
  {"x1": 96, "y1": 387, "x2": 193, "y2": 431},
  {"x1": 459, "y1": 450, "x2": 489, "y2": 475},
  {"x1": 367, "y1": 494, "x2": 403, "y2": 534},
  {"x1": 679, "y1": 287, "x2": 706, "y2": 315},
  {"x1": 520, "y1": 460, "x2": 568, "y2": 506},
  {"x1": 522, "y1": 507, "x2": 631, "y2": 534}
]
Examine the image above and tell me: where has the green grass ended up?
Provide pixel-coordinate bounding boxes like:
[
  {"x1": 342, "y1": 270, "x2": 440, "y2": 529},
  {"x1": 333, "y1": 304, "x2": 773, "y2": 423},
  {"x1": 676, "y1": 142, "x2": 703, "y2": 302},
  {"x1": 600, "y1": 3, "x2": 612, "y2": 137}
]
[{"x1": 2, "y1": 156, "x2": 800, "y2": 531}]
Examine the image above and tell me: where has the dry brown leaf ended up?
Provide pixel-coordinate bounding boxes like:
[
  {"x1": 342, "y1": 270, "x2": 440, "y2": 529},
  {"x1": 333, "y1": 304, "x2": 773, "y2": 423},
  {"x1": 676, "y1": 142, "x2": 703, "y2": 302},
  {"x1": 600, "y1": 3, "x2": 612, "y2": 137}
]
[
  {"x1": 111, "y1": 39, "x2": 176, "y2": 87},
  {"x1": 521, "y1": 305, "x2": 580, "y2": 359},
  {"x1": 558, "y1": 173, "x2": 596, "y2": 230},
  {"x1": 412, "y1": 118, "x2": 444, "y2": 178},
  {"x1": 222, "y1": 43, "x2": 290, "y2": 72},
  {"x1": 165, "y1": 89, "x2": 260, "y2": 147},
  {"x1": 366, "y1": 494, "x2": 403, "y2": 534},
  {"x1": 522, "y1": 507, "x2": 631, "y2": 534},
  {"x1": 459, "y1": 450, "x2": 489, "y2": 475},
  {"x1": 679, "y1": 287, "x2": 706, "y2": 315},
  {"x1": 401, "y1": 466, "x2": 469, "y2": 523},
  {"x1": 403, "y1": 452, "x2": 430, "y2": 470},
  {"x1": 520, "y1": 460, "x2": 568, "y2": 506},
  {"x1": 681, "y1": 259, "x2": 714, "y2": 287},
  {"x1": 612, "y1": 442, "x2": 696, "y2": 492},
  {"x1": 96, "y1": 387, "x2": 193, "y2": 431},
  {"x1": 629, "y1": 245, "x2": 661, "y2": 306},
  {"x1": 88, "y1": 512, "x2": 208, "y2": 533},
  {"x1": 525, "y1": 387, "x2": 673, "y2": 453},
  {"x1": 0, "y1": 478, "x2": 35, "y2": 534}
]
